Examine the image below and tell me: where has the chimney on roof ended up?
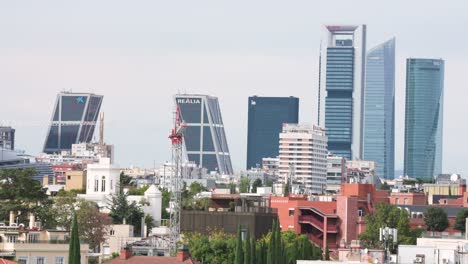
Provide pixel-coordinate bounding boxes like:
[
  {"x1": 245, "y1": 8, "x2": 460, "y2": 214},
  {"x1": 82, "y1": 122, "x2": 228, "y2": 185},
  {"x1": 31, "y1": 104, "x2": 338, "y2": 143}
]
[
  {"x1": 177, "y1": 247, "x2": 190, "y2": 262},
  {"x1": 9, "y1": 211, "x2": 15, "y2": 226},
  {"x1": 120, "y1": 248, "x2": 132, "y2": 260}
]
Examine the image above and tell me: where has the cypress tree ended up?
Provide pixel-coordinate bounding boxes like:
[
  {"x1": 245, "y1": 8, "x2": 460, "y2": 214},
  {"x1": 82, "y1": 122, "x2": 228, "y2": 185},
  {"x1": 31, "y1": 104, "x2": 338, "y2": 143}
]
[
  {"x1": 275, "y1": 220, "x2": 281, "y2": 264},
  {"x1": 267, "y1": 221, "x2": 276, "y2": 264},
  {"x1": 236, "y1": 224, "x2": 244, "y2": 264},
  {"x1": 251, "y1": 237, "x2": 256, "y2": 264},
  {"x1": 68, "y1": 214, "x2": 81, "y2": 264},
  {"x1": 244, "y1": 227, "x2": 251, "y2": 264},
  {"x1": 324, "y1": 244, "x2": 330, "y2": 260}
]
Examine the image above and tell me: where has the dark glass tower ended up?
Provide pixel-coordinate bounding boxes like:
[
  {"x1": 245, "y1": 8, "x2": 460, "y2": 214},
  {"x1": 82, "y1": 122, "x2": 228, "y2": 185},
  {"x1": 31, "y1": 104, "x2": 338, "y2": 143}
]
[
  {"x1": 322, "y1": 25, "x2": 366, "y2": 160},
  {"x1": 246, "y1": 96, "x2": 299, "y2": 169},
  {"x1": 43, "y1": 92, "x2": 103, "y2": 154},
  {"x1": 363, "y1": 38, "x2": 395, "y2": 179},
  {"x1": 404, "y1": 58, "x2": 444, "y2": 179},
  {"x1": 175, "y1": 94, "x2": 233, "y2": 175}
]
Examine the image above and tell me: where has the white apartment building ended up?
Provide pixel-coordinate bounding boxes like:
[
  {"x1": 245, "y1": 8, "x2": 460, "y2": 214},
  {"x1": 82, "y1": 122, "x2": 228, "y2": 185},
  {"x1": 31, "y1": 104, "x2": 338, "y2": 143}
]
[{"x1": 278, "y1": 124, "x2": 327, "y2": 194}]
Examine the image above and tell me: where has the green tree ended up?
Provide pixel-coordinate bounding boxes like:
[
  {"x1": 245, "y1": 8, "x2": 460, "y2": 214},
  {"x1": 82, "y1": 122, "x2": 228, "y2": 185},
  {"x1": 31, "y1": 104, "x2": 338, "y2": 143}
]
[
  {"x1": 359, "y1": 203, "x2": 414, "y2": 248},
  {"x1": 380, "y1": 182, "x2": 390, "y2": 190},
  {"x1": 68, "y1": 214, "x2": 81, "y2": 264},
  {"x1": 229, "y1": 183, "x2": 237, "y2": 194},
  {"x1": 0, "y1": 168, "x2": 48, "y2": 219},
  {"x1": 250, "y1": 237, "x2": 256, "y2": 264},
  {"x1": 189, "y1": 181, "x2": 207, "y2": 195},
  {"x1": 284, "y1": 183, "x2": 290, "y2": 197},
  {"x1": 244, "y1": 227, "x2": 250, "y2": 264},
  {"x1": 251, "y1": 179, "x2": 262, "y2": 193},
  {"x1": 239, "y1": 177, "x2": 250, "y2": 193},
  {"x1": 236, "y1": 224, "x2": 244, "y2": 264},
  {"x1": 109, "y1": 191, "x2": 145, "y2": 235},
  {"x1": 76, "y1": 200, "x2": 112, "y2": 251},
  {"x1": 324, "y1": 244, "x2": 329, "y2": 260},
  {"x1": 454, "y1": 209, "x2": 468, "y2": 232},
  {"x1": 160, "y1": 188, "x2": 171, "y2": 219},
  {"x1": 425, "y1": 207, "x2": 449, "y2": 232},
  {"x1": 119, "y1": 172, "x2": 133, "y2": 189}
]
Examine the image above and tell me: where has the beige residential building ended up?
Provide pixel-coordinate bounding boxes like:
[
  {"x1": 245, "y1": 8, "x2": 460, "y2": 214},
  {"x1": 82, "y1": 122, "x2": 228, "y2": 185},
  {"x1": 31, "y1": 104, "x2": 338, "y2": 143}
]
[
  {"x1": 65, "y1": 170, "x2": 87, "y2": 191},
  {"x1": 0, "y1": 224, "x2": 89, "y2": 264},
  {"x1": 278, "y1": 124, "x2": 328, "y2": 195}
]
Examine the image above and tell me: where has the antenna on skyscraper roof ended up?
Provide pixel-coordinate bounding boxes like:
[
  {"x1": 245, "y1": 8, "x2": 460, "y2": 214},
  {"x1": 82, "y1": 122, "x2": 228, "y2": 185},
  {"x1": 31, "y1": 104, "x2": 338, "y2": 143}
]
[{"x1": 317, "y1": 39, "x2": 323, "y2": 127}]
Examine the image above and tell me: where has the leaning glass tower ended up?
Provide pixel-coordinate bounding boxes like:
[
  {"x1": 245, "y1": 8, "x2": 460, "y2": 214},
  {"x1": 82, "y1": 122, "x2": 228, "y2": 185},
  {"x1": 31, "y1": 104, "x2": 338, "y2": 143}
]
[
  {"x1": 43, "y1": 92, "x2": 103, "y2": 154},
  {"x1": 175, "y1": 94, "x2": 233, "y2": 175},
  {"x1": 404, "y1": 58, "x2": 444, "y2": 179},
  {"x1": 363, "y1": 38, "x2": 395, "y2": 179}
]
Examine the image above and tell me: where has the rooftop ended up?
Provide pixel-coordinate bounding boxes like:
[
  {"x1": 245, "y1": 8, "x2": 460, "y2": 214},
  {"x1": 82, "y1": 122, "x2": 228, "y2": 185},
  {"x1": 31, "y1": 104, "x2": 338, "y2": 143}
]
[{"x1": 105, "y1": 256, "x2": 198, "y2": 264}]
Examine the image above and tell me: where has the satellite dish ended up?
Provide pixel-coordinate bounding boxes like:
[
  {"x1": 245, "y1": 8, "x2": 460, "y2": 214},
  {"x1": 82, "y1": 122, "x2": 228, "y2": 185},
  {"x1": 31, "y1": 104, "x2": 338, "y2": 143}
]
[{"x1": 450, "y1": 174, "x2": 459, "y2": 182}]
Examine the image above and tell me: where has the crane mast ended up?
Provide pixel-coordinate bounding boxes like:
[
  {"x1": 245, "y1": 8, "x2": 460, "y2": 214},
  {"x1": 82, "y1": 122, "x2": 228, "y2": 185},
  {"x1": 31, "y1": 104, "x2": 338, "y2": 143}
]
[{"x1": 168, "y1": 106, "x2": 186, "y2": 255}]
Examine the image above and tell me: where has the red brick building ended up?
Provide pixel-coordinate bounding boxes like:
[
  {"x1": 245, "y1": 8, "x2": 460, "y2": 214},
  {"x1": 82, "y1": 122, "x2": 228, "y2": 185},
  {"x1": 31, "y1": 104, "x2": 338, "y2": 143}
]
[
  {"x1": 270, "y1": 184, "x2": 389, "y2": 251},
  {"x1": 389, "y1": 192, "x2": 427, "y2": 206}
]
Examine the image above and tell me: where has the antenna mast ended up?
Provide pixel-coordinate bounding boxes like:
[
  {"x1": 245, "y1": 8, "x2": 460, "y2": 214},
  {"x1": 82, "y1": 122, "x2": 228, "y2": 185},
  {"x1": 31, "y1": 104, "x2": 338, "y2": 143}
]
[
  {"x1": 168, "y1": 105, "x2": 186, "y2": 255},
  {"x1": 317, "y1": 40, "x2": 323, "y2": 126}
]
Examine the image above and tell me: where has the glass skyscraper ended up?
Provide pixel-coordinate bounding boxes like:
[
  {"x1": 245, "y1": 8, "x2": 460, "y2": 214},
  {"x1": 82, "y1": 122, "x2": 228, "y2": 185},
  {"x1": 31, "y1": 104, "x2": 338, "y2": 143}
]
[
  {"x1": 43, "y1": 92, "x2": 103, "y2": 154},
  {"x1": 175, "y1": 94, "x2": 233, "y2": 175},
  {"x1": 322, "y1": 25, "x2": 366, "y2": 160},
  {"x1": 246, "y1": 96, "x2": 299, "y2": 169},
  {"x1": 363, "y1": 38, "x2": 395, "y2": 179},
  {"x1": 404, "y1": 58, "x2": 444, "y2": 179}
]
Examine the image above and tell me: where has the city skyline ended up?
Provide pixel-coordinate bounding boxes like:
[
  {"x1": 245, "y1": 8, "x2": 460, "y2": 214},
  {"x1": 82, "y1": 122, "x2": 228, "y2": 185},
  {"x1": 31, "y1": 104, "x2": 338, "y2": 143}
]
[{"x1": 2, "y1": 1, "x2": 467, "y2": 176}]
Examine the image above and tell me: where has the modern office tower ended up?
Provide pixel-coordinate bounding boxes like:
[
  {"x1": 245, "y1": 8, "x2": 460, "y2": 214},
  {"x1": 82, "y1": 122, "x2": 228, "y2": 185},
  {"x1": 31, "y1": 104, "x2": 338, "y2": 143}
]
[
  {"x1": 363, "y1": 38, "x2": 396, "y2": 179},
  {"x1": 43, "y1": 92, "x2": 103, "y2": 154},
  {"x1": 246, "y1": 96, "x2": 299, "y2": 169},
  {"x1": 404, "y1": 58, "x2": 444, "y2": 179},
  {"x1": 326, "y1": 154, "x2": 346, "y2": 193},
  {"x1": 278, "y1": 124, "x2": 328, "y2": 194},
  {"x1": 0, "y1": 126, "x2": 15, "y2": 150},
  {"x1": 175, "y1": 94, "x2": 233, "y2": 175},
  {"x1": 321, "y1": 25, "x2": 366, "y2": 160}
]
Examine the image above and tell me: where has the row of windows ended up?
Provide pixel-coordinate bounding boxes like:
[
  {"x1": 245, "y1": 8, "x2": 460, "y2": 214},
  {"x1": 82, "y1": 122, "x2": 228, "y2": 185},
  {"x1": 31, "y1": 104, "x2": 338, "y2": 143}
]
[{"x1": 17, "y1": 256, "x2": 65, "y2": 264}]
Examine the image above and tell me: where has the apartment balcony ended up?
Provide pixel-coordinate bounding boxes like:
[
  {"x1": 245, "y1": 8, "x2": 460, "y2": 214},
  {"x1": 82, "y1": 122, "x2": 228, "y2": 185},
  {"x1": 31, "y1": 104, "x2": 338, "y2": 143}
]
[{"x1": 299, "y1": 215, "x2": 338, "y2": 233}]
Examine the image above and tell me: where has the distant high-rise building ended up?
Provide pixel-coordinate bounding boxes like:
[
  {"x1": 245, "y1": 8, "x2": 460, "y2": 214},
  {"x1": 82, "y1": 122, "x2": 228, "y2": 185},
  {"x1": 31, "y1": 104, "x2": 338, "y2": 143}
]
[
  {"x1": 246, "y1": 96, "x2": 299, "y2": 169},
  {"x1": 326, "y1": 153, "x2": 346, "y2": 193},
  {"x1": 321, "y1": 25, "x2": 366, "y2": 160},
  {"x1": 404, "y1": 58, "x2": 444, "y2": 179},
  {"x1": 278, "y1": 124, "x2": 328, "y2": 194},
  {"x1": 43, "y1": 92, "x2": 103, "y2": 154},
  {"x1": 0, "y1": 126, "x2": 15, "y2": 150},
  {"x1": 175, "y1": 94, "x2": 233, "y2": 175},
  {"x1": 363, "y1": 38, "x2": 396, "y2": 179}
]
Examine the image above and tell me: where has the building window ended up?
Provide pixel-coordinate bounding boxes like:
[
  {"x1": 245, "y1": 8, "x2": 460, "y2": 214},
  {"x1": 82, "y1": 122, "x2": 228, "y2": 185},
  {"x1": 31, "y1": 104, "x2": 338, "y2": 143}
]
[
  {"x1": 404, "y1": 198, "x2": 408, "y2": 205},
  {"x1": 67, "y1": 175, "x2": 71, "y2": 180},
  {"x1": 111, "y1": 180, "x2": 113, "y2": 190},
  {"x1": 395, "y1": 198, "x2": 399, "y2": 205},
  {"x1": 17, "y1": 257, "x2": 28, "y2": 264},
  {"x1": 35, "y1": 257, "x2": 45, "y2": 264},
  {"x1": 110, "y1": 229, "x2": 115, "y2": 236},
  {"x1": 102, "y1": 176, "x2": 106, "y2": 192},
  {"x1": 94, "y1": 178, "x2": 99, "y2": 192},
  {"x1": 54, "y1": 256, "x2": 65, "y2": 264},
  {"x1": 28, "y1": 233, "x2": 39, "y2": 243},
  {"x1": 358, "y1": 208, "x2": 364, "y2": 217},
  {"x1": 7, "y1": 235, "x2": 17, "y2": 243},
  {"x1": 288, "y1": 209, "x2": 294, "y2": 216}
]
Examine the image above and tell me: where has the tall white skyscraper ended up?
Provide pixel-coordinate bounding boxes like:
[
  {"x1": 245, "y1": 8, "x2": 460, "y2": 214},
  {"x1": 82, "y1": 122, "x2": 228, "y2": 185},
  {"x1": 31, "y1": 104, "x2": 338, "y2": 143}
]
[
  {"x1": 320, "y1": 25, "x2": 366, "y2": 160},
  {"x1": 278, "y1": 124, "x2": 328, "y2": 194}
]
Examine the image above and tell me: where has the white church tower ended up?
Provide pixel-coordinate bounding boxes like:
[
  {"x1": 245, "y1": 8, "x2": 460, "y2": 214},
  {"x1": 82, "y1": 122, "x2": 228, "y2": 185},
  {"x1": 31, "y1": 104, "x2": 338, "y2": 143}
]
[{"x1": 79, "y1": 157, "x2": 119, "y2": 211}]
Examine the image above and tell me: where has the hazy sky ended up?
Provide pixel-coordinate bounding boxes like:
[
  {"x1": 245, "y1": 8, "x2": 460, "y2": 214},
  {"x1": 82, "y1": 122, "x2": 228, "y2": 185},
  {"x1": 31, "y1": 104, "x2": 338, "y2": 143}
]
[{"x1": 1, "y1": 1, "x2": 467, "y2": 176}]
